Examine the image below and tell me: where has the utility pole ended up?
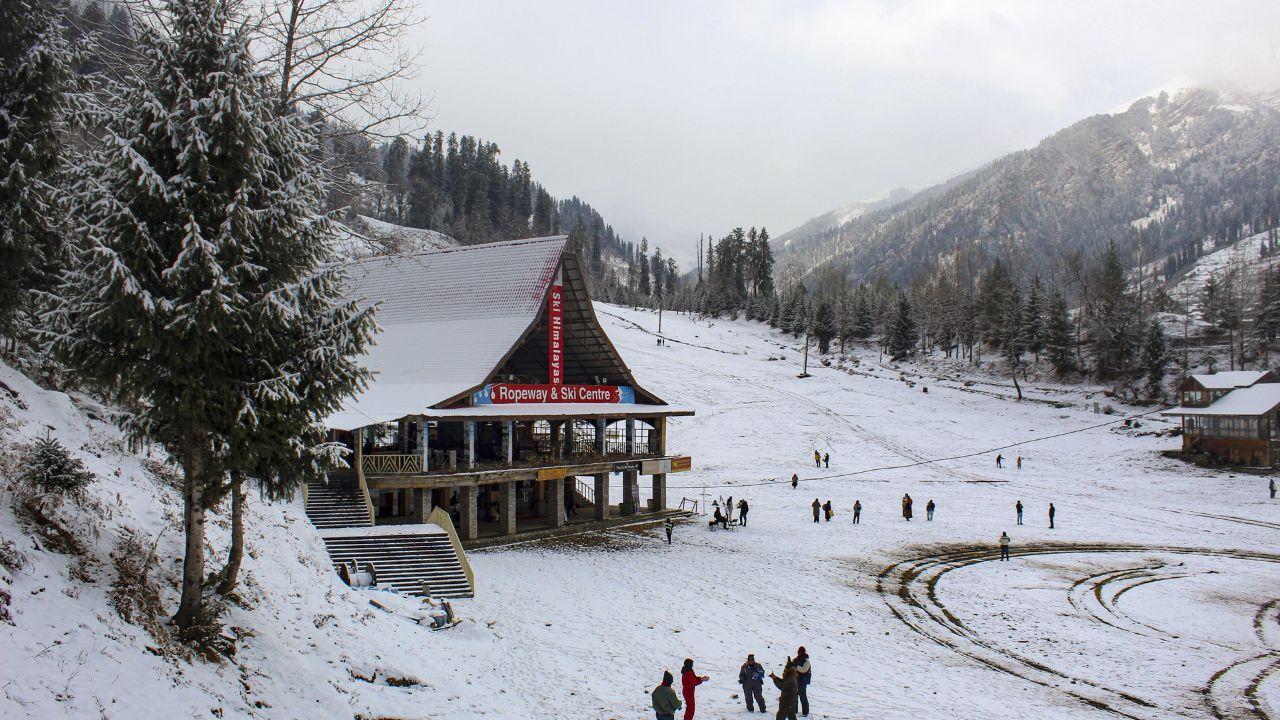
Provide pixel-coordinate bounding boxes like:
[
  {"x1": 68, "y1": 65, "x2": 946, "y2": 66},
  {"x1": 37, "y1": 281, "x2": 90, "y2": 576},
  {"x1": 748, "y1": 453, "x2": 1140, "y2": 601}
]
[{"x1": 799, "y1": 331, "x2": 811, "y2": 378}]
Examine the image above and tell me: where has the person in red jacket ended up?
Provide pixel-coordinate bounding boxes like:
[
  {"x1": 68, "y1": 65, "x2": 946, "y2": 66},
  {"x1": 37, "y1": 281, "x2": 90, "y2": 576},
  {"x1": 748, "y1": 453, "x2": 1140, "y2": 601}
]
[{"x1": 680, "y1": 657, "x2": 709, "y2": 719}]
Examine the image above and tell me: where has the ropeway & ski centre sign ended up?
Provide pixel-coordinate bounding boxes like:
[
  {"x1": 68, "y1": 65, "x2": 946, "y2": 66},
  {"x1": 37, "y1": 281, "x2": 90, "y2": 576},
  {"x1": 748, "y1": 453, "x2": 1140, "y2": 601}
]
[{"x1": 472, "y1": 383, "x2": 636, "y2": 404}]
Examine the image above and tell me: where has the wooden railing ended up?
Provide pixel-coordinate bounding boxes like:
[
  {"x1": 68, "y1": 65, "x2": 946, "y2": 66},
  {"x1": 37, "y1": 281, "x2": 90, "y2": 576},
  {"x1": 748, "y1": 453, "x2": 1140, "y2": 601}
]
[
  {"x1": 427, "y1": 506, "x2": 474, "y2": 596},
  {"x1": 361, "y1": 453, "x2": 423, "y2": 475}
]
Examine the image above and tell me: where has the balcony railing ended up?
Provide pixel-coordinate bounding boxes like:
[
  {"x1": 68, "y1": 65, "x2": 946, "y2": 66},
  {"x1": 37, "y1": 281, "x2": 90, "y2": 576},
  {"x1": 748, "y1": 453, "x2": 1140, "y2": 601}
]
[{"x1": 361, "y1": 453, "x2": 423, "y2": 475}]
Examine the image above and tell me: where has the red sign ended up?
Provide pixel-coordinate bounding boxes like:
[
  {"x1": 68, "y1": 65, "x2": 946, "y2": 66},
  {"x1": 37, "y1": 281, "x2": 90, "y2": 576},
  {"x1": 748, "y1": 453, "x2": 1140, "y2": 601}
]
[
  {"x1": 548, "y1": 284, "x2": 563, "y2": 385},
  {"x1": 474, "y1": 383, "x2": 635, "y2": 404}
]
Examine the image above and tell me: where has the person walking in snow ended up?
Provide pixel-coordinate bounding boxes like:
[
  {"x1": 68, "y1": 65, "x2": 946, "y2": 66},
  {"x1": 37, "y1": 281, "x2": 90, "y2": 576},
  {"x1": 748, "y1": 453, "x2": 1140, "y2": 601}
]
[
  {"x1": 926, "y1": 499, "x2": 935, "y2": 521},
  {"x1": 739, "y1": 653, "x2": 767, "y2": 713},
  {"x1": 996, "y1": 454, "x2": 1004, "y2": 468},
  {"x1": 564, "y1": 491, "x2": 577, "y2": 518},
  {"x1": 1048, "y1": 503, "x2": 1056, "y2": 529},
  {"x1": 794, "y1": 646, "x2": 812, "y2": 716},
  {"x1": 822, "y1": 453, "x2": 829, "y2": 468},
  {"x1": 652, "y1": 670, "x2": 682, "y2": 720},
  {"x1": 770, "y1": 661, "x2": 799, "y2": 720},
  {"x1": 680, "y1": 658, "x2": 708, "y2": 720},
  {"x1": 1015, "y1": 500, "x2": 1023, "y2": 525},
  {"x1": 852, "y1": 500, "x2": 861, "y2": 524},
  {"x1": 999, "y1": 532, "x2": 1011, "y2": 561},
  {"x1": 664, "y1": 518, "x2": 674, "y2": 545},
  {"x1": 822, "y1": 500, "x2": 833, "y2": 521},
  {"x1": 813, "y1": 449, "x2": 821, "y2": 468},
  {"x1": 902, "y1": 493, "x2": 913, "y2": 521},
  {"x1": 791, "y1": 474, "x2": 799, "y2": 489},
  {"x1": 738, "y1": 498, "x2": 750, "y2": 527},
  {"x1": 1271, "y1": 478, "x2": 1276, "y2": 499},
  {"x1": 1016, "y1": 455, "x2": 1023, "y2": 470},
  {"x1": 812, "y1": 498, "x2": 821, "y2": 523}
]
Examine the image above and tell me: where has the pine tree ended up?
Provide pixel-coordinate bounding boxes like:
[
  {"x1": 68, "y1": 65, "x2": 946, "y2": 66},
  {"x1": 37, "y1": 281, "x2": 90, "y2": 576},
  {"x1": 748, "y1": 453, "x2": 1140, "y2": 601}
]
[
  {"x1": 47, "y1": 0, "x2": 376, "y2": 629},
  {"x1": 0, "y1": 0, "x2": 77, "y2": 337},
  {"x1": 1141, "y1": 318, "x2": 1169, "y2": 399},
  {"x1": 887, "y1": 290, "x2": 918, "y2": 361},
  {"x1": 1044, "y1": 289, "x2": 1077, "y2": 376},
  {"x1": 1085, "y1": 240, "x2": 1140, "y2": 380},
  {"x1": 638, "y1": 236, "x2": 651, "y2": 297},
  {"x1": 813, "y1": 300, "x2": 836, "y2": 354},
  {"x1": 1024, "y1": 275, "x2": 1045, "y2": 361},
  {"x1": 21, "y1": 434, "x2": 94, "y2": 496}
]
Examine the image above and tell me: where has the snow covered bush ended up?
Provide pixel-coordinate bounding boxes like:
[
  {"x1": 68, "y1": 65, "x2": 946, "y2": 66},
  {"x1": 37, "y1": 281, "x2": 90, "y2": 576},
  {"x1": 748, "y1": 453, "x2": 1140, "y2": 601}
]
[{"x1": 19, "y1": 434, "x2": 94, "y2": 496}]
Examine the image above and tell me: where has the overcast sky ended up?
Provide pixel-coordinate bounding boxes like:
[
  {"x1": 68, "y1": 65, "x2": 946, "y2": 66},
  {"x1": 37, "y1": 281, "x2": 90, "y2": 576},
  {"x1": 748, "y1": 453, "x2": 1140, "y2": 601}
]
[{"x1": 409, "y1": 0, "x2": 1280, "y2": 265}]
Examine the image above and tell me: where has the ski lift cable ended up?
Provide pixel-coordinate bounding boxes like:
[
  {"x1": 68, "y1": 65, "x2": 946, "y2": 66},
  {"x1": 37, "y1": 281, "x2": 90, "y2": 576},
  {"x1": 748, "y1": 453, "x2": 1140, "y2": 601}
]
[{"x1": 660, "y1": 407, "x2": 1168, "y2": 491}]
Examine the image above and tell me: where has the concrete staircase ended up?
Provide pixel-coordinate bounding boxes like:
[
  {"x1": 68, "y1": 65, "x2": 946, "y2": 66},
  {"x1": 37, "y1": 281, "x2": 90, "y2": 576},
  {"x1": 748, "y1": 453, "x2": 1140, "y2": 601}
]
[
  {"x1": 321, "y1": 530, "x2": 472, "y2": 598},
  {"x1": 305, "y1": 474, "x2": 372, "y2": 528}
]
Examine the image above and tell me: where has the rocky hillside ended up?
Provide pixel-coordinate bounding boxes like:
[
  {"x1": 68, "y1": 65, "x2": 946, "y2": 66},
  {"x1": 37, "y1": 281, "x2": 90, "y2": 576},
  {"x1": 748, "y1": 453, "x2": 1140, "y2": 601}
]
[{"x1": 775, "y1": 87, "x2": 1280, "y2": 286}]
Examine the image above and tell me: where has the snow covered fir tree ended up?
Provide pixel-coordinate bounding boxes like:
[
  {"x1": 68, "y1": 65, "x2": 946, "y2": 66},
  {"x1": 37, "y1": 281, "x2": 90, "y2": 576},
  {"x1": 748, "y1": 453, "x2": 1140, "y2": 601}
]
[{"x1": 2, "y1": 2, "x2": 1280, "y2": 718}]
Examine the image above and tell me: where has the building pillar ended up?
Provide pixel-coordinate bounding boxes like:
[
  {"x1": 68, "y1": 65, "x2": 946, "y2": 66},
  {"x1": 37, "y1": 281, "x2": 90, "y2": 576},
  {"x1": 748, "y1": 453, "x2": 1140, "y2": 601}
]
[
  {"x1": 651, "y1": 473, "x2": 667, "y2": 512},
  {"x1": 655, "y1": 416, "x2": 667, "y2": 455},
  {"x1": 593, "y1": 472, "x2": 610, "y2": 521},
  {"x1": 562, "y1": 420, "x2": 574, "y2": 457},
  {"x1": 625, "y1": 418, "x2": 636, "y2": 455},
  {"x1": 411, "y1": 488, "x2": 431, "y2": 523},
  {"x1": 595, "y1": 418, "x2": 606, "y2": 456},
  {"x1": 504, "y1": 420, "x2": 514, "y2": 465},
  {"x1": 466, "y1": 421, "x2": 476, "y2": 469},
  {"x1": 621, "y1": 470, "x2": 639, "y2": 516},
  {"x1": 544, "y1": 478, "x2": 565, "y2": 528},
  {"x1": 500, "y1": 481, "x2": 517, "y2": 535},
  {"x1": 353, "y1": 427, "x2": 364, "y2": 474},
  {"x1": 458, "y1": 485, "x2": 478, "y2": 541},
  {"x1": 420, "y1": 418, "x2": 429, "y2": 472},
  {"x1": 550, "y1": 421, "x2": 561, "y2": 460}
]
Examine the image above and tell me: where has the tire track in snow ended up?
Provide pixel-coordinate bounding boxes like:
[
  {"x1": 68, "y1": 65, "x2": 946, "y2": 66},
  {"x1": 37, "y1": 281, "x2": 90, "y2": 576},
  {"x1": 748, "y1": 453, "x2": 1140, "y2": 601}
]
[{"x1": 879, "y1": 544, "x2": 1280, "y2": 720}]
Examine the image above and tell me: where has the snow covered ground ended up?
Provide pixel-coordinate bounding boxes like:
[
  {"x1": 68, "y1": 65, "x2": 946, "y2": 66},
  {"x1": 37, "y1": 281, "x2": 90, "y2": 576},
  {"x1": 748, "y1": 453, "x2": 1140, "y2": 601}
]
[{"x1": 3, "y1": 303, "x2": 1278, "y2": 719}]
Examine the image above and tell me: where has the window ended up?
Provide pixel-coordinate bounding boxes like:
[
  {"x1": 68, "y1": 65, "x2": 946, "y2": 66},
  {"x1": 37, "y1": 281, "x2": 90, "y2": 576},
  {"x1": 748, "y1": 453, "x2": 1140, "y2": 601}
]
[
  {"x1": 1205, "y1": 416, "x2": 1261, "y2": 439},
  {"x1": 1182, "y1": 390, "x2": 1203, "y2": 406}
]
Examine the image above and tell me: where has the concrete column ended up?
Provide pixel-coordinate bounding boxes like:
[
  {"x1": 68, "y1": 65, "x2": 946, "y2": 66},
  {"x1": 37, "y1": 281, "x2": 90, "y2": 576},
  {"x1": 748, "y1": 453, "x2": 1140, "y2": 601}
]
[
  {"x1": 651, "y1": 473, "x2": 667, "y2": 512},
  {"x1": 625, "y1": 419, "x2": 636, "y2": 455},
  {"x1": 595, "y1": 418, "x2": 606, "y2": 455},
  {"x1": 504, "y1": 421, "x2": 514, "y2": 464},
  {"x1": 466, "y1": 421, "x2": 476, "y2": 468},
  {"x1": 420, "y1": 418, "x2": 429, "y2": 472},
  {"x1": 562, "y1": 420, "x2": 574, "y2": 457},
  {"x1": 500, "y1": 481, "x2": 517, "y2": 535},
  {"x1": 411, "y1": 488, "x2": 431, "y2": 523},
  {"x1": 550, "y1": 422, "x2": 561, "y2": 460},
  {"x1": 458, "y1": 485, "x2": 478, "y2": 540},
  {"x1": 621, "y1": 470, "x2": 639, "y2": 516},
  {"x1": 593, "y1": 472, "x2": 610, "y2": 521},
  {"x1": 544, "y1": 478, "x2": 565, "y2": 528}
]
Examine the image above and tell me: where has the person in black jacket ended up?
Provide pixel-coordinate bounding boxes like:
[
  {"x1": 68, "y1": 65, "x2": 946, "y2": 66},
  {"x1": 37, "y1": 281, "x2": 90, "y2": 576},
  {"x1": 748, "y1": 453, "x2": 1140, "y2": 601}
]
[
  {"x1": 737, "y1": 499, "x2": 750, "y2": 527},
  {"x1": 738, "y1": 653, "x2": 766, "y2": 713}
]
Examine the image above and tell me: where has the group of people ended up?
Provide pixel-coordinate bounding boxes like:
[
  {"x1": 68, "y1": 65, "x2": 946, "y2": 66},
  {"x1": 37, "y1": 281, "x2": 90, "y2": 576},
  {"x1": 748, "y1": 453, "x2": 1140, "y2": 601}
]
[
  {"x1": 708, "y1": 495, "x2": 750, "y2": 531},
  {"x1": 1014, "y1": 499, "x2": 1056, "y2": 528},
  {"x1": 812, "y1": 450, "x2": 830, "y2": 468},
  {"x1": 896, "y1": 494, "x2": 937, "y2": 521},
  {"x1": 810, "y1": 498, "x2": 835, "y2": 522},
  {"x1": 652, "y1": 648, "x2": 814, "y2": 720},
  {"x1": 994, "y1": 453, "x2": 1024, "y2": 469}
]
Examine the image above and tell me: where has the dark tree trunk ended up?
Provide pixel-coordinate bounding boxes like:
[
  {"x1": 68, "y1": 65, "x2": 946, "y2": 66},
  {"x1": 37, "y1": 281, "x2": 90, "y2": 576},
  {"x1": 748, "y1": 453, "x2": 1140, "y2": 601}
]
[
  {"x1": 217, "y1": 471, "x2": 245, "y2": 596},
  {"x1": 173, "y1": 446, "x2": 207, "y2": 630},
  {"x1": 1011, "y1": 367, "x2": 1023, "y2": 401}
]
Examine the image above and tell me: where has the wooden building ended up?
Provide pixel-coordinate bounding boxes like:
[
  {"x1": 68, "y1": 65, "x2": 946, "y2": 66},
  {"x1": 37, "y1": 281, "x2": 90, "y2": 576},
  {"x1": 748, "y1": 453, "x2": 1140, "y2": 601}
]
[
  {"x1": 321, "y1": 235, "x2": 694, "y2": 542},
  {"x1": 1163, "y1": 371, "x2": 1280, "y2": 467}
]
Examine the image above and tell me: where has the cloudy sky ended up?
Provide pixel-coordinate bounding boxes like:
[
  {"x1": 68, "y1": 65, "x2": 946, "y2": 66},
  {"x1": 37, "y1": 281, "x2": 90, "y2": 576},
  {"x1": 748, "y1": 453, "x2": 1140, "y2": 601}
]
[{"x1": 409, "y1": 0, "x2": 1280, "y2": 265}]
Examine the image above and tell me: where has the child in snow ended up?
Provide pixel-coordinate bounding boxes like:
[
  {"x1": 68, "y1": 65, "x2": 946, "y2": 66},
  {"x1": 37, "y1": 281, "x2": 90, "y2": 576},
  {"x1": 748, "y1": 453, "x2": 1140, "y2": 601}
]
[
  {"x1": 680, "y1": 658, "x2": 709, "y2": 720},
  {"x1": 770, "y1": 661, "x2": 799, "y2": 720}
]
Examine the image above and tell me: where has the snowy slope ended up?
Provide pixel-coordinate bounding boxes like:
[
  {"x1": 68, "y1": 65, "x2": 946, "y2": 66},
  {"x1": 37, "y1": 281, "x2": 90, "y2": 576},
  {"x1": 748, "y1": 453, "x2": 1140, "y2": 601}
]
[
  {"x1": 4, "y1": 301, "x2": 1279, "y2": 719},
  {"x1": 1168, "y1": 228, "x2": 1273, "y2": 308},
  {"x1": 331, "y1": 215, "x2": 459, "y2": 259}
]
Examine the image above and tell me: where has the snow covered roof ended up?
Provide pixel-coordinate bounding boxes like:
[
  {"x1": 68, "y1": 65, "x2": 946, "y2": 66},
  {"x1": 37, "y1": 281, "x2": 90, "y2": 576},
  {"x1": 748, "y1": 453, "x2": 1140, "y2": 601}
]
[
  {"x1": 1188, "y1": 371, "x2": 1270, "y2": 390},
  {"x1": 1162, "y1": 384, "x2": 1280, "y2": 417},
  {"x1": 325, "y1": 237, "x2": 567, "y2": 430}
]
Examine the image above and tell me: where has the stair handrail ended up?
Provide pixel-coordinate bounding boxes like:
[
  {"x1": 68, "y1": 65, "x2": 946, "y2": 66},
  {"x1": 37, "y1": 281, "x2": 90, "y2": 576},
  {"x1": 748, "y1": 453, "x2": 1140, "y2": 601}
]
[
  {"x1": 352, "y1": 463, "x2": 375, "y2": 528},
  {"x1": 427, "y1": 506, "x2": 474, "y2": 596},
  {"x1": 575, "y1": 478, "x2": 595, "y2": 505}
]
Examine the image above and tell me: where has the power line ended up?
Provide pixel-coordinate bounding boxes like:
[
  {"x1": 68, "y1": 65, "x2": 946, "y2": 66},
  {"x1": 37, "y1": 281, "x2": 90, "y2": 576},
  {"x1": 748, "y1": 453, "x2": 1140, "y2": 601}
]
[{"x1": 660, "y1": 407, "x2": 1167, "y2": 491}]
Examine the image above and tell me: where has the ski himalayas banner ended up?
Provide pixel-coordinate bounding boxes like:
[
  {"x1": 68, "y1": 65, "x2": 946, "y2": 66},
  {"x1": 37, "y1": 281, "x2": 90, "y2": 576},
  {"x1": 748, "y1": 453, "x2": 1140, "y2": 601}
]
[{"x1": 548, "y1": 284, "x2": 563, "y2": 385}]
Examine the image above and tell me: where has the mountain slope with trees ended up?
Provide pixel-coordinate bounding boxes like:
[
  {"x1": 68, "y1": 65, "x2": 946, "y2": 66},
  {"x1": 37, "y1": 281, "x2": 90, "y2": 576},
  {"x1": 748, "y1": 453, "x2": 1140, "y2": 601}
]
[{"x1": 775, "y1": 87, "x2": 1280, "y2": 291}]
